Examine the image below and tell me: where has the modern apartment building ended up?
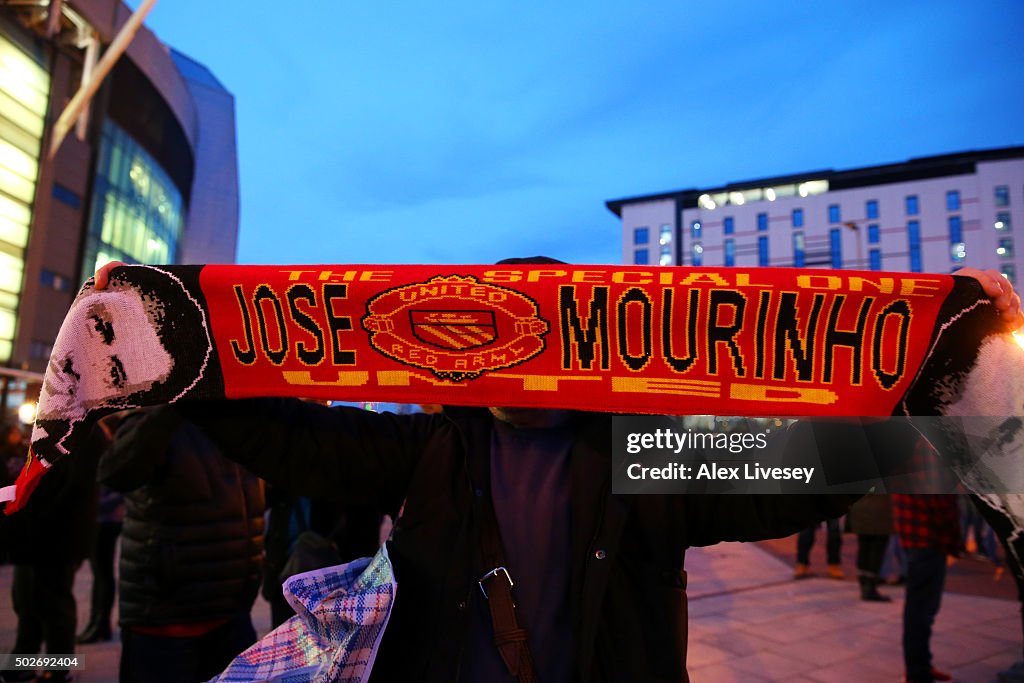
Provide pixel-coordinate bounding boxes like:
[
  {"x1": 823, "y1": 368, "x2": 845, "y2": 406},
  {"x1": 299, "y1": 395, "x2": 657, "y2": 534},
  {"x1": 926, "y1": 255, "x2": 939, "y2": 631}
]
[
  {"x1": 0, "y1": 0, "x2": 238, "y2": 422},
  {"x1": 606, "y1": 147, "x2": 1024, "y2": 285}
]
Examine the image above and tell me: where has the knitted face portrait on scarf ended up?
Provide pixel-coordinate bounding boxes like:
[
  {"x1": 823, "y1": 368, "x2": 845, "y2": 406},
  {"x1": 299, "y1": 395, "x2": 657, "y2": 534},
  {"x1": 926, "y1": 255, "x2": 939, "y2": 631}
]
[{"x1": 33, "y1": 266, "x2": 212, "y2": 461}]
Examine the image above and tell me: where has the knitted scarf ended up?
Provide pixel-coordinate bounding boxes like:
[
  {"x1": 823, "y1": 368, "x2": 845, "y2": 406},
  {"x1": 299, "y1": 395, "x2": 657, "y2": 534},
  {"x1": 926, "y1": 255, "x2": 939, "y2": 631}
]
[{"x1": 3, "y1": 264, "x2": 1021, "y2": 528}]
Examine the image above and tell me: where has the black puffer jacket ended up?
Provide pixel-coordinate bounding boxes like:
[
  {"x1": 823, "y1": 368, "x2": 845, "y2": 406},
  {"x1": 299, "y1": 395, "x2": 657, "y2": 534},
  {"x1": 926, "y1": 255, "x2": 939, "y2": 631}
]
[
  {"x1": 99, "y1": 406, "x2": 265, "y2": 627},
  {"x1": 179, "y1": 398, "x2": 859, "y2": 682}
]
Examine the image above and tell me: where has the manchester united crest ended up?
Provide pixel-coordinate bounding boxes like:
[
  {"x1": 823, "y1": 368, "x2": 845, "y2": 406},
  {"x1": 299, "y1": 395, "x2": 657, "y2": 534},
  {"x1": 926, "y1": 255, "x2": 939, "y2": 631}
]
[{"x1": 362, "y1": 275, "x2": 549, "y2": 381}]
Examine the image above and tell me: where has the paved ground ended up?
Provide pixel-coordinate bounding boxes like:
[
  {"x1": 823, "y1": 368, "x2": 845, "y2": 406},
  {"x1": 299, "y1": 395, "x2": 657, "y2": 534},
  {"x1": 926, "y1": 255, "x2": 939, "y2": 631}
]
[{"x1": 0, "y1": 538, "x2": 1020, "y2": 682}]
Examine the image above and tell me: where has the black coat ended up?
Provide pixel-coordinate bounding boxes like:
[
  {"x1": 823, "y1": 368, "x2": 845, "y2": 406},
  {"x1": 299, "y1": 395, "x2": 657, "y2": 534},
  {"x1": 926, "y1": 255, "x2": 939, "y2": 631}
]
[
  {"x1": 182, "y1": 399, "x2": 853, "y2": 682},
  {"x1": 99, "y1": 406, "x2": 265, "y2": 627}
]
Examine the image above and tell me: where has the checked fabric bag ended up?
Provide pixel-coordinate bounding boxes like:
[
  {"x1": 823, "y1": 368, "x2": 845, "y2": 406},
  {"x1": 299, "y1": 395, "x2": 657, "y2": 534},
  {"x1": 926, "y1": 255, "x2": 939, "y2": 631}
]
[{"x1": 209, "y1": 544, "x2": 397, "y2": 683}]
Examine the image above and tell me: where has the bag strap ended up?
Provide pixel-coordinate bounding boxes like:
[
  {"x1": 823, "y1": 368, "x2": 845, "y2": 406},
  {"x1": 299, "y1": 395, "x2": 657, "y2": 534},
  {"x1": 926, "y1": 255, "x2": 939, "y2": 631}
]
[{"x1": 469, "y1": 448, "x2": 538, "y2": 683}]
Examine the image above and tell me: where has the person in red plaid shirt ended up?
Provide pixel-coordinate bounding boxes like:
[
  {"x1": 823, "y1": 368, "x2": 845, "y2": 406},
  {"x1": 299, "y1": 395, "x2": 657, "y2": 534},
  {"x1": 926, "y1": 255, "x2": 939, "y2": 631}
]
[{"x1": 893, "y1": 438, "x2": 962, "y2": 683}]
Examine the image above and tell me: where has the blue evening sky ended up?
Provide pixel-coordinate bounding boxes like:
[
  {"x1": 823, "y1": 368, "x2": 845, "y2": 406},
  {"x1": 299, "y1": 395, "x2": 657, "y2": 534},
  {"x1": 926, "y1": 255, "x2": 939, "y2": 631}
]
[{"x1": 133, "y1": 0, "x2": 1024, "y2": 266}]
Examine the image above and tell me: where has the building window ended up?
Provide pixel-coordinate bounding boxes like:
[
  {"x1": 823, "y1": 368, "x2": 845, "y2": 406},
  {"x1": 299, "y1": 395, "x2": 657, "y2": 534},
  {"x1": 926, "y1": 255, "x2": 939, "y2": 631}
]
[
  {"x1": 869, "y1": 248, "x2": 882, "y2": 271},
  {"x1": 758, "y1": 236, "x2": 769, "y2": 267},
  {"x1": 866, "y1": 200, "x2": 879, "y2": 219},
  {"x1": 634, "y1": 227, "x2": 649, "y2": 245},
  {"x1": 724, "y1": 216, "x2": 734, "y2": 234},
  {"x1": 691, "y1": 221, "x2": 702, "y2": 240},
  {"x1": 40, "y1": 270, "x2": 71, "y2": 292},
  {"x1": 830, "y1": 228, "x2": 842, "y2": 269},
  {"x1": 82, "y1": 121, "x2": 185, "y2": 277},
  {"x1": 996, "y1": 212, "x2": 1012, "y2": 231},
  {"x1": 995, "y1": 185, "x2": 1010, "y2": 207},
  {"x1": 792, "y1": 232, "x2": 805, "y2": 268},
  {"x1": 660, "y1": 244, "x2": 672, "y2": 266},
  {"x1": 908, "y1": 220, "x2": 922, "y2": 272},
  {"x1": 1002, "y1": 264, "x2": 1017, "y2": 285},
  {"x1": 691, "y1": 243, "x2": 703, "y2": 266},
  {"x1": 634, "y1": 248, "x2": 649, "y2": 265},
  {"x1": 52, "y1": 183, "x2": 81, "y2": 209},
  {"x1": 948, "y1": 216, "x2": 963, "y2": 245},
  {"x1": 906, "y1": 195, "x2": 919, "y2": 216},
  {"x1": 724, "y1": 239, "x2": 735, "y2": 267},
  {"x1": 828, "y1": 204, "x2": 840, "y2": 224},
  {"x1": 29, "y1": 340, "x2": 53, "y2": 360},
  {"x1": 997, "y1": 237, "x2": 1014, "y2": 258},
  {"x1": 792, "y1": 208, "x2": 804, "y2": 227},
  {"x1": 757, "y1": 212, "x2": 768, "y2": 231},
  {"x1": 0, "y1": 29, "x2": 51, "y2": 364},
  {"x1": 946, "y1": 190, "x2": 960, "y2": 212},
  {"x1": 659, "y1": 224, "x2": 672, "y2": 245},
  {"x1": 867, "y1": 224, "x2": 880, "y2": 244}
]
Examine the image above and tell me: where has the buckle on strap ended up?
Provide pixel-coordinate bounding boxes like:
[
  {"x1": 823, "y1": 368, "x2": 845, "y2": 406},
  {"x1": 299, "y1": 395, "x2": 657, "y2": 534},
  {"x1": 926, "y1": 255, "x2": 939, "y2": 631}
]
[{"x1": 478, "y1": 566, "x2": 514, "y2": 600}]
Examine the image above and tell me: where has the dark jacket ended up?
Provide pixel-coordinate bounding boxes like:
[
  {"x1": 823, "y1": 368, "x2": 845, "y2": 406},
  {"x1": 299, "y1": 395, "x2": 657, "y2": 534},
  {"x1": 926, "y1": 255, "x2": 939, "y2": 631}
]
[
  {"x1": 181, "y1": 399, "x2": 853, "y2": 682},
  {"x1": 3, "y1": 424, "x2": 102, "y2": 565},
  {"x1": 99, "y1": 406, "x2": 265, "y2": 627}
]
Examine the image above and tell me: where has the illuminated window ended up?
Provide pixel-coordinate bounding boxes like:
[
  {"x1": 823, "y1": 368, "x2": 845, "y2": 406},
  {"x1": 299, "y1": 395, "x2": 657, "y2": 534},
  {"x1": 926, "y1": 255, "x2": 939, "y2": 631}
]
[
  {"x1": 691, "y1": 243, "x2": 703, "y2": 266},
  {"x1": 659, "y1": 244, "x2": 672, "y2": 266},
  {"x1": 82, "y1": 122, "x2": 185, "y2": 275},
  {"x1": 659, "y1": 224, "x2": 672, "y2": 245},
  {"x1": 1002, "y1": 264, "x2": 1016, "y2": 285},
  {"x1": 995, "y1": 212, "x2": 1012, "y2": 232},
  {"x1": 792, "y1": 232, "x2": 805, "y2": 267},
  {"x1": 0, "y1": 28, "x2": 50, "y2": 363},
  {"x1": 691, "y1": 221, "x2": 702, "y2": 239},
  {"x1": 997, "y1": 238, "x2": 1014, "y2": 258}
]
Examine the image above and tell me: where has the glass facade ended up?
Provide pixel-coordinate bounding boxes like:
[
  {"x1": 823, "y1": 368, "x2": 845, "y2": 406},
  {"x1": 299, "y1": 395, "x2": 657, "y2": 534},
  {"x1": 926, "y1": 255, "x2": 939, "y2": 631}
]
[
  {"x1": 81, "y1": 121, "x2": 185, "y2": 276},
  {"x1": 0, "y1": 28, "x2": 50, "y2": 364}
]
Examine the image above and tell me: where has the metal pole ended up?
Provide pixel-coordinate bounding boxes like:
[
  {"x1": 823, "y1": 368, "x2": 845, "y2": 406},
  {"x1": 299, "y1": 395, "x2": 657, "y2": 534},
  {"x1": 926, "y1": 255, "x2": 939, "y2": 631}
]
[{"x1": 48, "y1": 0, "x2": 158, "y2": 158}]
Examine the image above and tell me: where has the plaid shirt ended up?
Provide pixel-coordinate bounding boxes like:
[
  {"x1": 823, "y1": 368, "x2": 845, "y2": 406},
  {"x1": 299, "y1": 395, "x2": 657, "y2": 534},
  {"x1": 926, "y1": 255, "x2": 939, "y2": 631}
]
[{"x1": 892, "y1": 439, "x2": 961, "y2": 553}]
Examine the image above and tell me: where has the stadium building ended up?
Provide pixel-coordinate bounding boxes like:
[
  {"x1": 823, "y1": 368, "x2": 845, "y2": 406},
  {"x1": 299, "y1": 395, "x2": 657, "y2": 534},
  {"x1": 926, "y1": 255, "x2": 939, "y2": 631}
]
[{"x1": 0, "y1": 0, "x2": 238, "y2": 423}]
